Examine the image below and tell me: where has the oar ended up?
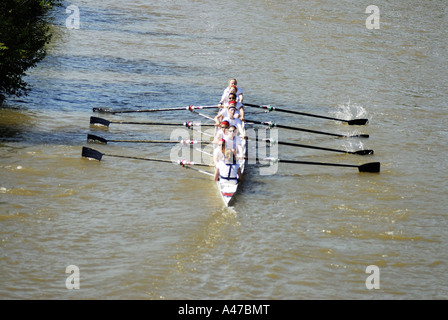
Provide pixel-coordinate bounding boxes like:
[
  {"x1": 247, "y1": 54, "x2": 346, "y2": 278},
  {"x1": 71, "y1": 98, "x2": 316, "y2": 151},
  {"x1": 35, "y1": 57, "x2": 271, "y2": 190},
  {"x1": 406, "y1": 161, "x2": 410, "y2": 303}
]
[
  {"x1": 244, "y1": 103, "x2": 368, "y2": 126},
  {"x1": 245, "y1": 119, "x2": 369, "y2": 138},
  {"x1": 263, "y1": 139, "x2": 374, "y2": 155},
  {"x1": 92, "y1": 105, "x2": 219, "y2": 114},
  {"x1": 81, "y1": 146, "x2": 214, "y2": 167},
  {"x1": 263, "y1": 157, "x2": 380, "y2": 173},
  {"x1": 87, "y1": 134, "x2": 210, "y2": 145},
  {"x1": 90, "y1": 116, "x2": 215, "y2": 128}
]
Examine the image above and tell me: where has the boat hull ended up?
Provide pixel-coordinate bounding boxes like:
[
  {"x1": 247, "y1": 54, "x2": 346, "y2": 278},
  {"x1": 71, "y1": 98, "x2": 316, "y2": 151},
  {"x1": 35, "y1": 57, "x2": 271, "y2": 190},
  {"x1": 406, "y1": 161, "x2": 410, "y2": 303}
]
[{"x1": 216, "y1": 138, "x2": 247, "y2": 207}]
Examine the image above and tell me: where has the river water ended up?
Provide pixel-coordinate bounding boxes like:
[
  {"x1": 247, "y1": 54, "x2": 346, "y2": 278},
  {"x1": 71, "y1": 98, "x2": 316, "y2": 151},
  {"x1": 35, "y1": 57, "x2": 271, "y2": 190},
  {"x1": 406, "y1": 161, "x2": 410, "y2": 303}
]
[{"x1": 1, "y1": 0, "x2": 447, "y2": 300}]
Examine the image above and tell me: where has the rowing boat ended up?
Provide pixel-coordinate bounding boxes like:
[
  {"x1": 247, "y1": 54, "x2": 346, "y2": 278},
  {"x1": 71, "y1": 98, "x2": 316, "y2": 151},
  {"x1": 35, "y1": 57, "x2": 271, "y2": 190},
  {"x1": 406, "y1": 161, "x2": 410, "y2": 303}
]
[{"x1": 85, "y1": 101, "x2": 380, "y2": 207}]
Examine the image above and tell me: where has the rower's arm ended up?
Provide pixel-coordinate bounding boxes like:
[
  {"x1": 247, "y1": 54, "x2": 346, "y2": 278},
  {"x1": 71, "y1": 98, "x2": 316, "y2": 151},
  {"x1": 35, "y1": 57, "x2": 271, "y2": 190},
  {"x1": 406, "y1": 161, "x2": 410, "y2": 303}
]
[
  {"x1": 238, "y1": 124, "x2": 245, "y2": 138},
  {"x1": 239, "y1": 106, "x2": 245, "y2": 121},
  {"x1": 214, "y1": 113, "x2": 222, "y2": 125},
  {"x1": 237, "y1": 145, "x2": 244, "y2": 159},
  {"x1": 214, "y1": 167, "x2": 219, "y2": 181}
]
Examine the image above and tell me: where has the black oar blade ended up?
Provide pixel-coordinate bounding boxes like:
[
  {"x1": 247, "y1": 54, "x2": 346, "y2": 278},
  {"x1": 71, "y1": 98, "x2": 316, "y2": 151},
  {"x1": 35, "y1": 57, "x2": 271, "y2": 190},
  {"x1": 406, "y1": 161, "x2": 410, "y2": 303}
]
[
  {"x1": 347, "y1": 118, "x2": 369, "y2": 126},
  {"x1": 82, "y1": 147, "x2": 104, "y2": 161},
  {"x1": 87, "y1": 134, "x2": 108, "y2": 144},
  {"x1": 358, "y1": 162, "x2": 380, "y2": 173},
  {"x1": 352, "y1": 149, "x2": 374, "y2": 155},
  {"x1": 350, "y1": 133, "x2": 369, "y2": 138},
  {"x1": 90, "y1": 116, "x2": 111, "y2": 127}
]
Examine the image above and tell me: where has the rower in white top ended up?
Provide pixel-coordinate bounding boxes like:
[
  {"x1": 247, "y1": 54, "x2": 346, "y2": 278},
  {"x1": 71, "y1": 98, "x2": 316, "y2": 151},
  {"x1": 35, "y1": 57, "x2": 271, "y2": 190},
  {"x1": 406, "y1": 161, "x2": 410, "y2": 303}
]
[
  {"x1": 222, "y1": 103, "x2": 245, "y2": 139},
  {"x1": 218, "y1": 78, "x2": 243, "y2": 106},
  {"x1": 213, "y1": 138, "x2": 226, "y2": 165},
  {"x1": 213, "y1": 120, "x2": 229, "y2": 144},
  {"x1": 214, "y1": 159, "x2": 242, "y2": 184},
  {"x1": 225, "y1": 125, "x2": 244, "y2": 161},
  {"x1": 215, "y1": 94, "x2": 244, "y2": 124}
]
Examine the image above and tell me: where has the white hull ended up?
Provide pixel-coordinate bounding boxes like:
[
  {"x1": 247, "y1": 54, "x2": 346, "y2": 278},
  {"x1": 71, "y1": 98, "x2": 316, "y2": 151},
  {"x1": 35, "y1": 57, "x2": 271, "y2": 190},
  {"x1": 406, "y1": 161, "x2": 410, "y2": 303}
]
[{"x1": 216, "y1": 138, "x2": 247, "y2": 207}]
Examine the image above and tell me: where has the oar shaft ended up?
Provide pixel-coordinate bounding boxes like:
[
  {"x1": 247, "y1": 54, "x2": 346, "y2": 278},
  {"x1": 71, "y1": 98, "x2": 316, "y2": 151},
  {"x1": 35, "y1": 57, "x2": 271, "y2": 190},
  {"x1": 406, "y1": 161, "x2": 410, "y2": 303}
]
[
  {"x1": 278, "y1": 159, "x2": 358, "y2": 168},
  {"x1": 90, "y1": 117, "x2": 215, "y2": 128},
  {"x1": 82, "y1": 147, "x2": 213, "y2": 167},
  {"x1": 260, "y1": 157, "x2": 380, "y2": 172},
  {"x1": 105, "y1": 154, "x2": 213, "y2": 167},
  {"x1": 244, "y1": 103, "x2": 368, "y2": 125},
  {"x1": 246, "y1": 120, "x2": 347, "y2": 138},
  {"x1": 93, "y1": 105, "x2": 219, "y2": 114},
  {"x1": 105, "y1": 153, "x2": 174, "y2": 164},
  {"x1": 244, "y1": 103, "x2": 339, "y2": 121},
  {"x1": 269, "y1": 140, "x2": 349, "y2": 154},
  {"x1": 110, "y1": 121, "x2": 186, "y2": 126},
  {"x1": 276, "y1": 108, "x2": 348, "y2": 123},
  {"x1": 107, "y1": 139, "x2": 210, "y2": 144},
  {"x1": 87, "y1": 134, "x2": 210, "y2": 145},
  {"x1": 275, "y1": 123, "x2": 346, "y2": 138},
  {"x1": 263, "y1": 139, "x2": 373, "y2": 155}
]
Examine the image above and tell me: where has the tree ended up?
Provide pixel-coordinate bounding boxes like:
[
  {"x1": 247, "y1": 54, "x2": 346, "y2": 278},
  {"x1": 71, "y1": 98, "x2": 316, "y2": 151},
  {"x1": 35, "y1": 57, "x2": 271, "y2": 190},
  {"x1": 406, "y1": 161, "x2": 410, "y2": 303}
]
[{"x1": 0, "y1": 0, "x2": 61, "y2": 104}]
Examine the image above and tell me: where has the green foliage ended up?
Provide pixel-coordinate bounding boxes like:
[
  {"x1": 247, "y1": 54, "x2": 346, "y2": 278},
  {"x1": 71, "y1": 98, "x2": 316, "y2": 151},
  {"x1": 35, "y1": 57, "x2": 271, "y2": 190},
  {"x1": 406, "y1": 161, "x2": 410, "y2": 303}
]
[{"x1": 0, "y1": 0, "x2": 61, "y2": 103}]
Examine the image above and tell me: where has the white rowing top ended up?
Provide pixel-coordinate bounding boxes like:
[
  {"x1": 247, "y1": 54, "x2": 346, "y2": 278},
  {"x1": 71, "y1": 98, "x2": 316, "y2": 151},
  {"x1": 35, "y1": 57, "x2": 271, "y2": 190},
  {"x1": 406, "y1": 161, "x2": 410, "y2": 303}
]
[{"x1": 216, "y1": 160, "x2": 240, "y2": 184}]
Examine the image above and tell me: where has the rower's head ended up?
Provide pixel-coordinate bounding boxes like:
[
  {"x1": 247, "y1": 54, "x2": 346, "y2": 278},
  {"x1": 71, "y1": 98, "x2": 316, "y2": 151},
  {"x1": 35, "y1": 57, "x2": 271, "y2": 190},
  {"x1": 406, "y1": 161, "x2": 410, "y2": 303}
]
[
  {"x1": 228, "y1": 125, "x2": 237, "y2": 136},
  {"x1": 229, "y1": 86, "x2": 237, "y2": 95},
  {"x1": 218, "y1": 139, "x2": 226, "y2": 150},
  {"x1": 228, "y1": 104, "x2": 236, "y2": 117},
  {"x1": 220, "y1": 120, "x2": 229, "y2": 130},
  {"x1": 228, "y1": 93, "x2": 237, "y2": 101},
  {"x1": 228, "y1": 78, "x2": 237, "y2": 87}
]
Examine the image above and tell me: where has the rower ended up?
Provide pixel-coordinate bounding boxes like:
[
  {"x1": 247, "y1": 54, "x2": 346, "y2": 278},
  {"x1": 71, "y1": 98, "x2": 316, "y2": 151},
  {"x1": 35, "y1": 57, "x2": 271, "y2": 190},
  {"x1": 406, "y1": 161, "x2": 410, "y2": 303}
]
[
  {"x1": 213, "y1": 120, "x2": 229, "y2": 143},
  {"x1": 213, "y1": 138, "x2": 226, "y2": 165},
  {"x1": 218, "y1": 78, "x2": 243, "y2": 106},
  {"x1": 225, "y1": 125, "x2": 244, "y2": 160},
  {"x1": 215, "y1": 98, "x2": 240, "y2": 124},
  {"x1": 214, "y1": 106, "x2": 228, "y2": 126},
  {"x1": 223, "y1": 104, "x2": 245, "y2": 138},
  {"x1": 228, "y1": 93, "x2": 245, "y2": 122},
  {"x1": 214, "y1": 160, "x2": 242, "y2": 184}
]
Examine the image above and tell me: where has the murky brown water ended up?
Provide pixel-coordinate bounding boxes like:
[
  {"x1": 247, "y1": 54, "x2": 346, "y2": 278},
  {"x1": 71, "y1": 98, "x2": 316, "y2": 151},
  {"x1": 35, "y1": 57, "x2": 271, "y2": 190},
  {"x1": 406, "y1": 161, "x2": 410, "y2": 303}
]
[{"x1": 1, "y1": 0, "x2": 447, "y2": 299}]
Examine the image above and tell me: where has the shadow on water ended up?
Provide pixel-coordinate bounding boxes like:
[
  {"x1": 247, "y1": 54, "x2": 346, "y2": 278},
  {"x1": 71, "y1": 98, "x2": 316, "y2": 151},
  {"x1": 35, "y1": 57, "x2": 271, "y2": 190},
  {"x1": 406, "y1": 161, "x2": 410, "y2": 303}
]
[
  {"x1": 0, "y1": 106, "x2": 90, "y2": 146},
  {"x1": 0, "y1": 107, "x2": 35, "y2": 142}
]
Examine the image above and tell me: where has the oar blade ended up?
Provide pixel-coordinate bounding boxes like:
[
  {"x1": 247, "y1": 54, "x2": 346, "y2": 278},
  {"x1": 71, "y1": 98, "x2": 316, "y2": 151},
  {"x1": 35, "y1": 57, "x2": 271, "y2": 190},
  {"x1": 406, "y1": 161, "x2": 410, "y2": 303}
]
[
  {"x1": 82, "y1": 147, "x2": 104, "y2": 161},
  {"x1": 90, "y1": 116, "x2": 110, "y2": 127},
  {"x1": 92, "y1": 107, "x2": 114, "y2": 113},
  {"x1": 352, "y1": 149, "x2": 374, "y2": 155},
  {"x1": 347, "y1": 118, "x2": 369, "y2": 126},
  {"x1": 87, "y1": 134, "x2": 108, "y2": 144},
  {"x1": 358, "y1": 162, "x2": 380, "y2": 173},
  {"x1": 349, "y1": 133, "x2": 369, "y2": 138}
]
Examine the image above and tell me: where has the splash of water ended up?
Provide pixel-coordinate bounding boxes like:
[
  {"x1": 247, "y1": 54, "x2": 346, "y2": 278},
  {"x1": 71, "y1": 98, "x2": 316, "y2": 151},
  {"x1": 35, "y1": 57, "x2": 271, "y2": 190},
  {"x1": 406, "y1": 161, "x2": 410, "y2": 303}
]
[
  {"x1": 333, "y1": 99, "x2": 368, "y2": 120},
  {"x1": 341, "y1": 139, "x2": 365, "y2": 152},
  {"x1": 332, "y1": 100, "x2": 369, "y2": 152}
]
